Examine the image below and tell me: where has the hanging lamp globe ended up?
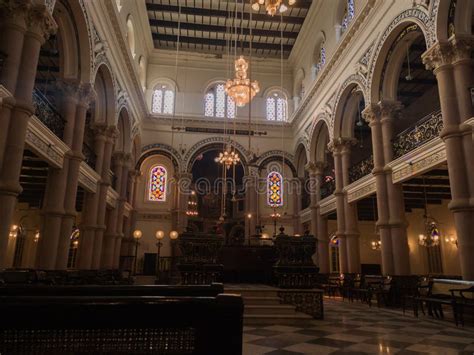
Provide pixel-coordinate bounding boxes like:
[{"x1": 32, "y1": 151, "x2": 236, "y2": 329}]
[
  {"x1": 225, "y1": 56, "x2": 260, "y2": 107},
  {"x1": 251, "y1": 0, "x2": 296, "y2": 16}
]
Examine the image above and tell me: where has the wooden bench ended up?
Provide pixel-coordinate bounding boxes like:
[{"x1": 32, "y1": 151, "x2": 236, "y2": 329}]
[
  {"x1": 413, "y1": 279, "x2": 474, "y2": 323},
  {"x1": 0, "y1": 283, "x2": 224, "y2": 298},
  {"x1": 451, "y1": 285, "x2": 474, "y2": 327},
  {"x1": 0, "y1": 294, "x2": 243, "y2": 354}
]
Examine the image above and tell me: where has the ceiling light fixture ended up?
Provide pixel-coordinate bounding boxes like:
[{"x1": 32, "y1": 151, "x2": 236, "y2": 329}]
[
  {"x1": 251, "y1": 0, "x2": 296, "y2": 16},
  {"x1": 225, "y1": 55, "x2": 260, "y2": 107}
]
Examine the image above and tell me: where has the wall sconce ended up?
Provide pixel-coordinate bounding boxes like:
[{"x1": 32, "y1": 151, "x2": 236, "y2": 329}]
[
  {"x1": 444, "y1": 234, "x2": 458, "y2": 247},
  {"x1": 9, "y1": 225, "x2": 19, "y2": 238},
  {"x1": 371, "y1": 239, "x2": 381, "y2": 251}
]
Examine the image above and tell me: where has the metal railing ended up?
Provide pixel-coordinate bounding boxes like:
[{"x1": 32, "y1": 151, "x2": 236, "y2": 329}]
[
  {"x1": 32, "y1": 88, "x2": 65, "y2": 139},
  {"x1": 392, "y1": 110, "x2": 443, "y2": 160},
  {"x1": 349, "y1": 154, "x2": 374, "y2": 183}
]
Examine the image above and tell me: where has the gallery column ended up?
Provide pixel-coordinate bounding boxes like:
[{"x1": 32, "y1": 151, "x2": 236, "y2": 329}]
[
  {"x1": 330, "y1": 139, "x2": 348, "y2": 273},
  {"x1": 363, "y1": 104, "x2": 394, "y2": 275},
  {"x1": 315, "y1": 161, "x2": 329, "y2": 273},
  {"x1": 340, "y1": 140, "x2": 361, "y2": 273},
  {"x1": 245, "y1": 167, "x2": 258, "y2": 241},
  {"x1": 423, "y1": 39, "x2": 474, "y2": 280},
  {"x1": 56, "y1": 83, "x2": 94, "y2": 269},
  {"x1": 0, "y1": 2, "x2": 56, "y2": 268},
  {"x1": 113, "y1": 154, "x2": 131, "y2": 268},
  {"x1": 379, "y1": 100, "x2": 410, "y2": 275}
]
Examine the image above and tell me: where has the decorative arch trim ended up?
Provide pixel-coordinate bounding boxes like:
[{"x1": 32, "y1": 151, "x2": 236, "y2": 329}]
[
  {"x1": 137, "y1": 143, "x2": 182, "y2": 171},
  {"x1": 184, "y1": 137, "x2": 251, "y2": 173},
  {"x1": 256, "y1": 150, "x2": 297, "y2": 177}
]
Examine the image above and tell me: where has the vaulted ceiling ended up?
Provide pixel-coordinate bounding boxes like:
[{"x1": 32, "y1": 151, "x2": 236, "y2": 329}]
[{"x1": 146, "y1": 0, "x2": 312, "y2": 59}]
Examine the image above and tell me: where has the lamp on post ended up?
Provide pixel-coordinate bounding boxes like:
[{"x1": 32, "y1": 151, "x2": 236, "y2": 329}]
[
  {"x1": 155, "y1": 230, "x2": 165, "y2": 279},
  {"x1": 247, "y1": 213, "x2": 252, "y2": 245},
  {"x1": 132, "y1": 229, "x2": 142, "y2": 275},
  {"x1": 270, "y1": 208, "x2": 281, "y2": 237}
]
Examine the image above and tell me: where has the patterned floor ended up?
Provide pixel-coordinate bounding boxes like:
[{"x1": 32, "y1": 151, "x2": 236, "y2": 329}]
[{"x1": 243, "y1": 298, "x2": 474, "y2": 354}]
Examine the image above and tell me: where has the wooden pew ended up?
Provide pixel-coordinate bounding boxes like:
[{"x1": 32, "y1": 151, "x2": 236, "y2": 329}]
[
  {"x1": 451, "y1": 285, "x2": 474, "y2": 326},
  {"x1": 0, "y1": 283, "x2": 224, "y2": 298},
  {"x1": 0, "y1": 294, "x2": 243, "y2": 354}
]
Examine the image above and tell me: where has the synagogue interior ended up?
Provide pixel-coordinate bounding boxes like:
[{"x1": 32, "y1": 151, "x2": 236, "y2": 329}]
[{"x1": 0, "y1": 0, "x2": 473, "y2": 354}]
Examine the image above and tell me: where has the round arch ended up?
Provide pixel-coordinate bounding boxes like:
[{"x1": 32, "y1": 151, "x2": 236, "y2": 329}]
[
  {"x1": 138, "y1": 143, "x2": 182, "y2": 172},
  {"x1": 310, "y1": 120, "x2": 331, "y2": 163},
  {"x1": 184, "y1": 138, "x2": 250, "y2": 174},
  {"x1": 53, "y1": 0, "x2": 92, "y2": 83},
  {"x1": 92, "y1": 64, "x2": 116, "y2": 126},
  {"x1": 333, "y1": 79, "x2": 366, "y2": 139},
  {"x1": 256, "y1": 150, "x2": 297, "y2": 178},
  {"x1": 294, "y1": 143, "x2": 308, "y2": 177},
  {"x1": 368, "y1": 13, "x2": 431, "y2": 104}
]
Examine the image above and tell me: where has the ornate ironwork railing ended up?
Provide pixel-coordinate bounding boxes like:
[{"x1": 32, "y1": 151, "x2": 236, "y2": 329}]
[
  {"x1": 392, "y1": 110, "x2": 443, "y2": 160},
  {"x1": 349, "y1": 154, "x2": 374, "y2": 183},
  {"x1": 320, "y1": 177, "x2": 335, "y2": 200},
  {"x1": 32, "y1": 89, "x2": 65, "y2": 139},
  {"x1": 82, "y1": 143, "x2": 97, "y2": 169}
]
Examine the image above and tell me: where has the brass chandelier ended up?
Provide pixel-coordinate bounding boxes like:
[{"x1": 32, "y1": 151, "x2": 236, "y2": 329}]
[
  {"x1": 251, "y1": 0, "x2": 296, "y2": 16},
  {"x1": 225, "y1": 56, "x2": 260, "y2": 107},
  {"x1": 216, "y1": 144, "x2": 240, "y2": 169}
]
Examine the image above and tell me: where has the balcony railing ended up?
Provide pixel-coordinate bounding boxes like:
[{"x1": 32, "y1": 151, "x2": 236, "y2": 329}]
[
  {"x1": 392, "y1": 110, "x2": 443, "y2": 160},
  {"x1": 349, "y1": 154, "x2": 374, "y2": 183},
  {"x1": 32, "y1": 89, "x2": 65, "y2": 139},
  {"x1": 320, "y1": 177, "x2": 336, "y2": 200},
  {"x1": 82, "y1": 143, "x2": 97, "y2": 170}
]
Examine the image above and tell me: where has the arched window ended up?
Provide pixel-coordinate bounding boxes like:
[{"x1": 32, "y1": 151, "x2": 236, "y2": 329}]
[
  {"x1": 267, "y1": 171, "x2": 283, "y2": 207},
  {"x1": 152, "y1": 84, "x2": 174, "y2": 114},
  {"x1": 341, "y1": 0, "x2": 355, "y2": 33},
  {"x1": 126, "y1": 15, "x2": 136, "y2": 58},
  {"x1": 149, "y1": 165, "x2": 167, "y2": 202},
  {"x1": 266, "y1": 91, "x2": 288, "y2": 121},
  {"x1": 312, "y1": 45, "x2": 326, "y2": 79},
  {"x1": 204, "y1": 83, "x2": 235, "y2": 118}
]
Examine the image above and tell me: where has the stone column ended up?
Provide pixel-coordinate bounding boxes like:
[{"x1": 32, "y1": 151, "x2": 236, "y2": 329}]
[
  {"x1": 56, "y1": 84, "x2": 94, "y2": 269},
  {"x1": 305, "y1": 162, "x2": 319, "y2": 238},
  {"x1": 92, "y1": 127, "x2": 116, "y2": 269},
  {"x1": 36, "y1": 81, "x2": 80, "y2": 269},
  {"x1": 423, "y1": 39, "x2": 474, "y2": 280},
  {"x1": 340, "y1": 139, "x2": 361, "y2": 273},
  {"x1": 379, "y1": 100, "x2": 410, "y2": 275},
  {"x1": 101, "y1": 152, "x2": 125, "y2": 269},
  {"x1": 76, "y1": 125, "x2": 108, "y2": 269},
  {"x1": 0, "y1": 2, "x2": 56, "y2": 269},
  {"x1": 314, "y1": 161, "x2": 330, "y2": 273},
  {"x1": 292, "y1": 178, "x2": 302, "y2": 234},
  {"x1": 175, "y1": 172, "x2": 192, "y2": 232},
  {"x1": 112, "y1": 154, "x2": 131, "y2": 268},
  {"x1": 330, "y1": 140, "x2": 348, "y2": 273}
]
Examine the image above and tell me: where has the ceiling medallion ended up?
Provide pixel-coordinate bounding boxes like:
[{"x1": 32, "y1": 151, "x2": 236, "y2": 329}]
[
  {"x1": 225, "y1": 56, "x2": 260, "y2": 107},
  {"x1": 251, "y1": 0, "x2": 296, "y2": 16}
]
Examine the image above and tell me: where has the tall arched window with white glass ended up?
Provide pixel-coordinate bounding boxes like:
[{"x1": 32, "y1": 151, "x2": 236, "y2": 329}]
[
  {"x1": 341, "y1": 0, "x2": 355, "y2": 34},
  {"x1": 312, "y1": 44, "x2": 326, "y2": 79},
  {"x1": 204, "y1": 83, "x2": 235, "y2": 118},
  {"x1": 152, "y1": 84, "x2": 175, "y2": 115},
  {"x1": 266, "y1": 91, "x2": 288, "y2": 121}
]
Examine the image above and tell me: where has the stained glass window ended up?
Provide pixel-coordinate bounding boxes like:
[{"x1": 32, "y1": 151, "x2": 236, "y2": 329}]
[
  {"x1": 267, "y1": 171, "x2": 283, "y2": 207},
  {"x1": 313, "y1": 46, "x2": 326, "y2": 79},
  {"x1": 148, "y1": 165, "x2": 167, "y2": 202},
  {"x1": 341, "y1": 0, "x2": 355, "y2": 33},
  {"x1": 152, "y1": 85, "x2": 174, "y2": 114},
  {"x1": 204, "y1": 83, "x2": 235, "y2": 118},
  {"x1": 266, "y1": 92, "x2": 287, "y2": 121}
]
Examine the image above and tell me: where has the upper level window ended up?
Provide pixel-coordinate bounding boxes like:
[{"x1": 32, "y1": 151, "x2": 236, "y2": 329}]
[
  {"x1": 312, "y1": 45, "x2": 326, "y2": 79},
  {"x1": 341, "y1": 0, "x2": 355, "y2": 33},
  {"x1": 267, "y1": 171, "x2": 283, "y2": 207},
  {"x1": 266, "y1": 91, "x2": 288, "y2": 121},
  {"x1": 152, "y1": 84, "x2": 174, "y2": 114},
  {"x1": 148, "y1": 165, "x2": 167, "y2": 202},
  {"x1": 205, "y1": 83, "x2": 235, "y2": 118}
]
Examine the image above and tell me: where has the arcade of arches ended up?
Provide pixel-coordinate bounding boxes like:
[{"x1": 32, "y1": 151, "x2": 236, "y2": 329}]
[{"x1": 0, "y1": 0, "x2": 473, "y2": 284}]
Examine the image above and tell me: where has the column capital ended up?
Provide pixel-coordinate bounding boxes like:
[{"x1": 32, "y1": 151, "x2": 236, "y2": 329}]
[
  {"x1": 362, "y1": 103, "x2": 381, "y2": 124},
  {"x1": 329, "y1": 137, "x2": 356, "y2": 154},
  {"x1": 305, "y1": 161, "x2": 325, "y2": 175},
  {"x1": 78, "y1": 83, "x2": 95, "y2": 108},
  {"x1": 113, "y1": 151, "x2": 127, "y2": 166},
  {"x1": 378, "y1": 100, "x2": 403, "y2": 120},
  {"x1": 56, "y1": 79, "x2": 81, "y2": 101},
  {"x1": 422, "y1": 36, "x2": 474, "y2": 71},
  {"x1": 27, "y1": 2, "x2": 57, "y2": 42}
]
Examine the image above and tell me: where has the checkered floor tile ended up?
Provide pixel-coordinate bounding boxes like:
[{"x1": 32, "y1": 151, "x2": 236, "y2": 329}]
[{"x1": 243, "y1": 298, "x2": 474, "y2": 354}]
